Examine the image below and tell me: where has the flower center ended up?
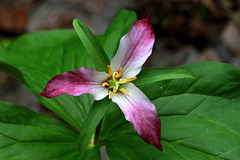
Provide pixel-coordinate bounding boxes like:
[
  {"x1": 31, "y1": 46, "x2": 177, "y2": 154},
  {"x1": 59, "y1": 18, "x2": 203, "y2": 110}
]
[{"x1": 102, "y1": 65, "x2": 137, "y2": 99}]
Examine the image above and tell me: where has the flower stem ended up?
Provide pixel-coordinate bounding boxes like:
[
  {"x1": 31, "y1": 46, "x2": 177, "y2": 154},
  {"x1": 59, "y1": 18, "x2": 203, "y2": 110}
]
[{"x1": 93, "y1": 119, "x2": 102, "y2": 145}]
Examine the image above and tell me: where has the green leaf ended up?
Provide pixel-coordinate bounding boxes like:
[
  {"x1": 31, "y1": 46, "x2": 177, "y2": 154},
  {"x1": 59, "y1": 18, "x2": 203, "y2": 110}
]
[
  {"x1": 0, "y1": 101, "x2": 80, "y2": 160},
  {"x1": 98, "y1": 9, "x2": 137, "y2": 60},
  {"x1": 154, "y1": 94, "x2": 240, "y2": 160},
  {"x1": 0, "y1": 30, "x2": 94, "y2": 130},
  {"x1": 139, "y1": 62, "x2": 240, "y2": 101},
  {"x1": 134, "y1": 67, "x2": 195, "y2": 86},
  {"x1": 100, "y1": 62, "x2": 240, "y2": 159},
  {"x1": 80, "y1": 146, "x2": 101, "y2": 160},
  {"x1": 73, "y1": 18, "x2": 109, "y2": 72},
  {"x1": 78, "y1": 98, "x2": 116, "y2": 155}
]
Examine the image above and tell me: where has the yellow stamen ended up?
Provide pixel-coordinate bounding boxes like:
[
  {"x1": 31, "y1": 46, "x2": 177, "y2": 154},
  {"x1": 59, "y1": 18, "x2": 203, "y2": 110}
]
[
  {"x1": 119, "y1": 88, "x2": 129, "y2": 95},
  {"x1": 107, "y1": 65, "x2": 112, "y2": 77},
  {"x1": 119, "y1": 77, "x2": 137, "y2": 83},
  {"x1": 102, "y1": 82, "x2": 109, "y2": 87},
  {"x1": 109, "y1": 90, "x2": 113, "y2": 99},
  {"x1": 105, "y1": 65, "x2": 137, "y2": 99},
  {"x1": 115, "y1": 67, "x2": 123, "y2": 79},
  {"x1": 125, "y1": 77, "x2": 137, "y2": 82}
]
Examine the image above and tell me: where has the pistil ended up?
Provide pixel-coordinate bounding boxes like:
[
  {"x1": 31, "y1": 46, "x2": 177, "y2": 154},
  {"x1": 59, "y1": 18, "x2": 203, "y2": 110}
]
[{"x1": 119, "y1": 88, "x2": 129, "y2": 95}]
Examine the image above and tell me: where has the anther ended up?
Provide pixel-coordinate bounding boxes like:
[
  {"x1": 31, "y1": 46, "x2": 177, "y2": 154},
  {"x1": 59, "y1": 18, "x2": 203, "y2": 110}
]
[
  {"x1": 119, "y1": 88, "x2": 129, "y2": 95},
  {"x1": 125, "y1": 77, "x2": 137, "y2": 82},
  {"x1": 109, "y1": 90, "x2": 113, "y2": 99},
  {"x1": 107, "y1": 65, "x2": 112, "y2": 77},
  {"x1": 102, "y1": 82, "x2": 109, "y2": 87},
  {"x1": 119, "y1": 79, "x2": 126, "y2": 83},
  {"x1": 119, "y1": 77, "x2": 137, "y2": 83}
]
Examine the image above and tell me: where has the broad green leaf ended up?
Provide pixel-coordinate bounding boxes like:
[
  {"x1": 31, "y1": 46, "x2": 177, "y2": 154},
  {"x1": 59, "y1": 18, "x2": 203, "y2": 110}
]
[
  {"x1": 0, "y1": 101, "x2": 80, "y2": 160},
  {"x1": 98, "y1": 9, "x2": 137, "y2": 60},
  {"x1": 100, "y1": 62, "x2": 240, "y2": 159},
  {"x1": 78, "y1": 98, "x2": 116, "y2": 155},
  {"x1": 0, "y1": 30, "x2": 94, "y2": 130},
  {"x1": 73, "y1": 18, "x2": 109, "y2": 72},
  {"x1": 139, "y1": 62, "x2": 240, "y2": 102},
  {"x1": 134, "y1": 67, "x2": 195, "y2": 86},
  {"x1": 154, "y1": 94, "x2": 240, "y2": 160}
]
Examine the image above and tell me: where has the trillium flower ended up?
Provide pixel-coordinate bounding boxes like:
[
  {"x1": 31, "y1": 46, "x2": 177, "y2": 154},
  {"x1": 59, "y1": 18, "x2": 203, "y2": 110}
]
[{"x1": 40, "y1": 16, "x2": 162, "y2": 151}]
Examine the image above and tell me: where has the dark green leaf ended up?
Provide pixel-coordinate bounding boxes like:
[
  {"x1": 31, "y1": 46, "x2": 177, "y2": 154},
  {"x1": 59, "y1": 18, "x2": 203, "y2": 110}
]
[
  {"x1": 73, "y1": 18, "x2": 109, "y2": 72},
  {"x1": 100, "y1": 62, "x2": 240, "y2": 159},
  {"x1": 0, "y1": 30, "x2": 95, "y2": 131},
  {"x1": 154, "y1": 94, "x2": 240, "y2": 160},
  {"x1": 98, "y1": 9, "x2": 137, "y2": 60},
  {"x1": 0, "y1": 101, "x2": 80, "y2": 160},
  {"x1": 134, "y1": 67, "x2": 195, "y2": 86}
]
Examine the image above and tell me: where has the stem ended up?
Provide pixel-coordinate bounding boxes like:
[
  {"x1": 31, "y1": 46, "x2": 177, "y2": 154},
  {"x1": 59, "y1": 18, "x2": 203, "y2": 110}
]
[
  {"x1": 77, "y1": 98, "x2": 110, "y2": 154},
  {"x1": 93, "y1": 119, "x2": 102, "y2": 145}
]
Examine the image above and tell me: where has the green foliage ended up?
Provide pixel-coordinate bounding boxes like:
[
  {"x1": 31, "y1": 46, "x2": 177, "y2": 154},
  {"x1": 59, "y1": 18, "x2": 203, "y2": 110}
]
[
  {"x1": 79, "y1": 146, "x2": 101, "y2": 160},
  {"x1": 0, "y1": 101, "x2": 80, "y2": 160},
  {"x1": 78, "y1": 98, "x2": 115, "y2": 155},
  {"x1": 0, "y1": 10, "x2": 140, "y2": 159},
  {"x1": 0, "y1": 9, "x2": 240, "y2": 160},
  {"x1": 73, "y1": 18, "x2": 109, "y2": 72},
  {"x1": 99, "y1": 62, "x2": 240, "y2": 159},
  {"x1": 153, "y1": 62, "x2": 240, "y2": 160},
  {"x1": 99, "y1": 106, "x2": 170, "y2": 160},
  {"x1": 97, "y1": 10, "x2": 137, "y2": 60},
  {"x1": 0, "y1": 30, "x2": 95, "y2": 131},
  {"x1": 134, "y1": 67, "x2": 195, "y2": 86}
]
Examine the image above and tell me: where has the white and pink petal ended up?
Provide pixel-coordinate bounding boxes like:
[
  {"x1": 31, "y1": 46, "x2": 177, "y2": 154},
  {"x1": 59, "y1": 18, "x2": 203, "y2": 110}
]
[
  {"x1": 40, "y1": 67, "x2": 109, "y2": 100},
  {"x1": 111, "y1": 83, "x2": 162, "y2": 151},
  {"x1": 110, "y1": 15, "x2": 155, "y2": 78}
]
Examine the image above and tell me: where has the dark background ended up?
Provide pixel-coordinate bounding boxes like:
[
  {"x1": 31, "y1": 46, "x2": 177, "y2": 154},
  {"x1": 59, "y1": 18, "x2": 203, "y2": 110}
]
[{"x1": 0, "y1": 0, "x2": 239, "y2": 159}]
